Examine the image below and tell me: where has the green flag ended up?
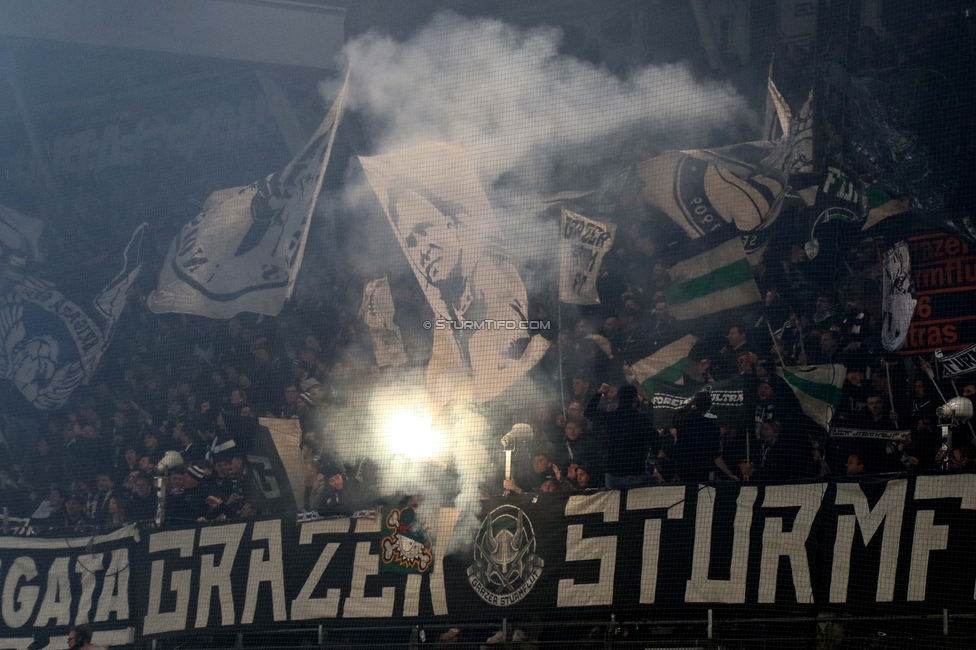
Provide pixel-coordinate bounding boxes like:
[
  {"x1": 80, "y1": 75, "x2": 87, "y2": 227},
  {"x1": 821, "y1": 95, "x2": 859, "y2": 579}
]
[
  {"x1": 776, "y1": 364, "x2": 846, "y2": 430},
  {"x1": 664, "y1": 238, "x2": 761, "y2": 321}
]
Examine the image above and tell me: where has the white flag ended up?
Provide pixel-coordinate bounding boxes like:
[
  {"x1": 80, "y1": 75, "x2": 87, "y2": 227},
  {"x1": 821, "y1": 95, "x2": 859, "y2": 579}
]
[
  {"x1": 881, "y1": 240, "x2": 917, "y2": 352},
  {"x1": 359, "y1": 142, "x2": 548, "y2": 405},
  {"x1": 359, "y1": 276, "x2": 407, "y2": 368},
  {"x1": 559, "y1": 209, "x2": 615, "y2": 305},
  {"x1": 0, "y1": 223, "x2": 146, "y2": 409},
  {"x1": 148, "y1": 75, "x2": 348, "y2": 318},
  {"x1": 636, "y1": 79, "x2": 807, "y2": 266}
]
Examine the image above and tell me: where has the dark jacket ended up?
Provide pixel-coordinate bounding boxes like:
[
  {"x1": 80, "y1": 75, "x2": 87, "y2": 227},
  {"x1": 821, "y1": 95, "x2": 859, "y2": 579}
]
[
  {"x1": 126, "y1": 493, "x2": 158, "y2": 522},
  {"x1": 318, "y1": 477, "x2": 366, "y2": 517},
  {"x1": 554, "y1": 434, "x2": 602, "y2": 474},
  {"x1": 585, "y1": 394, "x2": 656, "y2": 477},
  {"x1": 671, "y1": 409, "x2": 722, "y2": 483},
  {"x1": 179, "y1": 441, "x2": 206, "y2": 465},
  {"x1": 165, "y1": 486, "x2": 209, "y2": 525},
  {"x1": 752, "y1": 435, "x2": 814, "y2": 483}
]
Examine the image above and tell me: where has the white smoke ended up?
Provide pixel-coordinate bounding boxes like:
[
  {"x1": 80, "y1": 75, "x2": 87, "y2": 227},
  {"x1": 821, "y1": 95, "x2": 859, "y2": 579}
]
[
  {"x1": 318, "y1": 12, "x2": 757, "y2": 546},
  {"x1": 315, "y1": 368, "x2": 493, "y2": 552},
  {"x1": 338, "y1": 12, "x2": 754, "y2": 230}
]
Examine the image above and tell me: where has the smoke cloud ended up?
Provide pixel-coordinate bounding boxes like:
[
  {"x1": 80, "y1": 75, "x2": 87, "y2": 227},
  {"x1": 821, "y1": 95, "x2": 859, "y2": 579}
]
[
  {"x1": 316, "y1": 12, "x2": 758, "y2": 547},
  {"x1": 339, "y1": 12, "x2": 754, "y2": 230}
]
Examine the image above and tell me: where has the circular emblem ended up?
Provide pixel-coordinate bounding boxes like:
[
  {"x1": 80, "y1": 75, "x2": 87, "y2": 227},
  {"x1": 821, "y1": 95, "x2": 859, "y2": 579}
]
[{"x1": 466, "y1": 504, "x2": 544, "y2": 606}]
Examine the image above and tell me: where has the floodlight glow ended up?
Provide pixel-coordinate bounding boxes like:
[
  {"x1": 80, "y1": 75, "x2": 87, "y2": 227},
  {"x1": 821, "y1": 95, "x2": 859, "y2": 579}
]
[{"x1": 384, "y1": 409, "x2": 444, "y2": 459}]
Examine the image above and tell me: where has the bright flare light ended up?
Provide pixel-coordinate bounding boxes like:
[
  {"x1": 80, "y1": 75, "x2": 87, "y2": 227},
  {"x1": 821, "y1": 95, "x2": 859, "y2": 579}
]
[{"x1": 384, "y1": 409, "x2": 445, "y2": 459}]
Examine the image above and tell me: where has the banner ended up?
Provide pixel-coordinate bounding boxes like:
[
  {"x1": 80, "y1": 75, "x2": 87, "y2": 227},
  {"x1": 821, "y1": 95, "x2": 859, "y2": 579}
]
[
  {"x1": 378, "y1": 506, "x2": 433, "y2": 574},
  {"x1": 7, "y1": 476, "x2": 976, "y2": 643},
  {"x1": 558, "y1": 209, "x2": 615, "y2": 305},
  {"x1": 830, "y1": 427, "x2": 911, "y2": 441},
  {"x1": 644, "y1": 376, "x2": 746, "y2": 429},
  {"x1": 0, "y1": 224, "x2": 146, "y2": 409},
  {"x1": 148, "y1": 76, "x2": 348, "y2": 318},
  {"x1": 258, "y1": 417, "x2": 306, "y2": 512},
  {"x1": 935, "y1": 343, "x2": 976, "y2": 377},
  {"x1": 0, "y1": 525, "x2": 140, "y2": 646},
  {"x1": 882, "y1": 241, "x2": 918, "y2": 352},
  {"x1": 359, "y1": 276, "x2": 407, "y2": 368},
  {"x1": 900, "y1": 232, "x2": 976, "y2": 355},
  {"x1": 227, "y1": 415, "x2": 299, "y2": 514},
  {"x1": 359, "y1": 141, "x2": 548, "y2": 405}
]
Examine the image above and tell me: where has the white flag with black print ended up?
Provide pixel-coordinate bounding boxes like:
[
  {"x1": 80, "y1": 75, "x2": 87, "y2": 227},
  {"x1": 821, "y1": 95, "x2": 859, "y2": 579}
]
[
  {"x1": 359, "y1": 276, "x2": 407, "y2": 368},
  {"x1": 881, "y1": 240, "x2": 917, "y2": 352},
  {"x1": 359, "y1": 141, "x2": 549, "y2": 405},
  {"x1": 635, "y1": 78, "x2": 806, "y2": 265},
  {"x1": 0, "y1": 223, "x2": 146, "y2": 409},
  {"x1": 148, "y1": 75, "x2": 348, "y2": 318},
  {"x1": 558, "y1": 209, "x2": 615, "y2": 305}
]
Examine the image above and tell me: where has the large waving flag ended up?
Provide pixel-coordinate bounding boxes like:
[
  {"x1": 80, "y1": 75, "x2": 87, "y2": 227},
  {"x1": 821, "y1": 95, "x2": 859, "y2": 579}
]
[
  {"x1": 635, "y1": 78, "x2": 808, "y2": 265},
  {"x1": 636, "y1": 141, "x2": 786, "y2": 258},
  {"x1": 148, "y1": 75, "x2": 348, "y2": 318},
  {"x1": 776, "y1": 364, "x2": 846, "y2": 430},
  {"x1": 359, "y1": 142, "x2": 548, "y2": 405},
  {"x1": 630, "y1": 335, "x2": 698, "y2": 385},
  {"x1": 759, "y1": 87, "x2": 814, "y2": 176},
  {"x1": 0, "y1": 223, "x2": 146, "y2": 409},
  {"x1": 663, "y1": 238, "x2": 761, "y2": 322}
]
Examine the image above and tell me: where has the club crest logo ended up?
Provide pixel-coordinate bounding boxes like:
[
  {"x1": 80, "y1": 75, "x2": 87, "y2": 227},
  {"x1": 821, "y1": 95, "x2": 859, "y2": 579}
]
[{"x1": 467, "y1": 504, "x2": 544, "y2": 606}]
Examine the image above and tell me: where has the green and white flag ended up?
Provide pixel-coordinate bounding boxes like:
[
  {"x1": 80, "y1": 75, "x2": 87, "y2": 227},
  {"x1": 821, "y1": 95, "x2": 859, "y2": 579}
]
[
  {"x1": 630, "y1": 335, "x2": 698, "y2": 385},
  {"x1": 862, "y1": 183, "x2": 910, "y2": 231},
  {"x1": 776, "y1": 364, "x2": 846, "y2": 430},
  {"x1": 663, "y1": 238, "x2": 761, "y2": 321}
]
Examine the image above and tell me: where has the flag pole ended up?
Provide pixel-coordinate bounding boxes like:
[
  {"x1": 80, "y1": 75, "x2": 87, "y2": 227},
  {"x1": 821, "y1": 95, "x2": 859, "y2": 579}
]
[
  {"x1": 919, "y1": 359, "x2": 948, "y2": 403},
  {"x1": 884, "y1": 361, "x2": 899, "y2": 428},
  {"x1": 767, "y1": 320, "x2": 786, "y2": 368},
  {"x1": 557, "y1": 299, "x2": 566, "y2": 420},
  {"x1": 745, "y1": 419, "x2": 751, "y2": 464}
]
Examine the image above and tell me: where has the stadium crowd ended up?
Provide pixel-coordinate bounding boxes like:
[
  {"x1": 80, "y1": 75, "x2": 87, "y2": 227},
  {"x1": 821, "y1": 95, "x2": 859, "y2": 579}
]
[
  {"x1": 1, "y1": 12, "x2": 975, "y2": 537},
  {"x1": 2, "y1": 216, "x2": 974, "y2": 538}
]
